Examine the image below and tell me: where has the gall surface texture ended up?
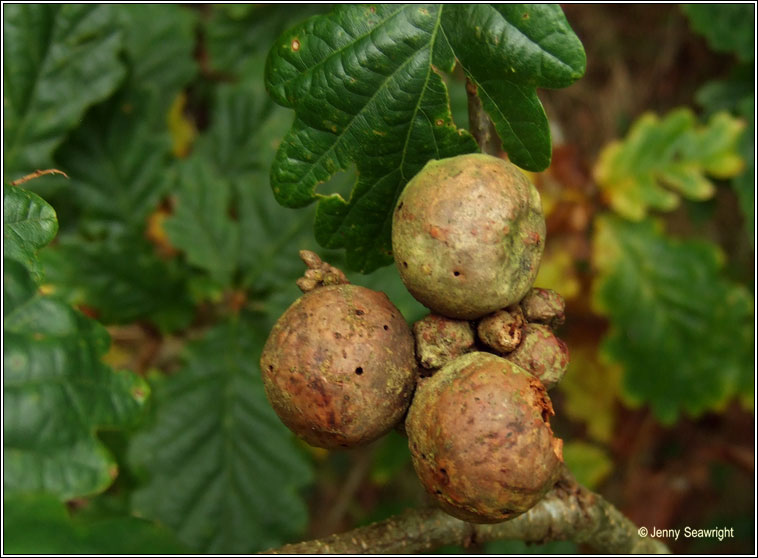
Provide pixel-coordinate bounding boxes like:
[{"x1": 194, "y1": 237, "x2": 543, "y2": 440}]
[
  {"x1": 260, "y1": 284, "x2": 417, "y2": 449},
  {"x1": 406, "y1": 352, "x2": 563, "y2": 523},
  {"x1": 392, "y1": 153, "x2": 545, "y2": 319}
]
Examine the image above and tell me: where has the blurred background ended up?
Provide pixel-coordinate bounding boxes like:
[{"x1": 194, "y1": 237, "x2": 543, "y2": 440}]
[{"x1": 3, "y1": 4, "x2": 754, "y2": 554}]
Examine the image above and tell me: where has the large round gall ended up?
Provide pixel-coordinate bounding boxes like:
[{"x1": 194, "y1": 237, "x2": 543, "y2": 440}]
[{"x1": 392, "y1": 154, "x2": 545, "y2": 319}]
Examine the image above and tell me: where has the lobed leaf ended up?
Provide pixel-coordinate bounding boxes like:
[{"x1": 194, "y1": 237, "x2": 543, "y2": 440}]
[
  {"x1": 440, "y1": 4, "x2": 586, "y2": 170},
  {"x1": 3, "y1": 186, "x2": 58, "y2": 282},
  {"x1": 266, "y1": 5, "x2": 584, "y2": 271},
  {"x1": 3, "y1": 4, "x2": 125, "y2": 180},
  {"x1": 129, "y1": 317, "x2": 313, "y2": 554},
  {"x1": 4, "y1": 258, "x2": 149, "y2": 500},
  {"x1": 4, "y1": 493, "x2": 189, "y2": 554},
  {"x1": 594, "y1": 109, "x2": 746, "y2": 221},
  {"x1": 266, "y1": 5, "x2": 477, "y2": 271},
  {"x1": 591, "y1": 214, "x2": 754, "y2": 423}
]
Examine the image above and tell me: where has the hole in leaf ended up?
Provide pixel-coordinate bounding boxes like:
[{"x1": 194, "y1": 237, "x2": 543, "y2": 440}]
[{"x1": 314, "y1": 165, "x2": 357, "y2": 201}]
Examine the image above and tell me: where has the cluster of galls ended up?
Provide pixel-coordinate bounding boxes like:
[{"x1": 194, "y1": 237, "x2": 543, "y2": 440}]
[
  {"x1": 261, "y1": 154, "x2": 569, "y2": 524},
  {"x1": 413, "y1": 289, "x2": 568, "y2": 389}
]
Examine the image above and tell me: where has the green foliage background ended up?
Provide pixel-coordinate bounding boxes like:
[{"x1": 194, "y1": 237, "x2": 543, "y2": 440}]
[{"x1": 3, "y1": 4, "x2": 754, "y2": 554}]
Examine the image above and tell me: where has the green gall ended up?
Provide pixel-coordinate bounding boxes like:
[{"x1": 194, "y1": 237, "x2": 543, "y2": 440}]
[{"x1": 392, "y1": 153, "x2": 546, "y2": 319}]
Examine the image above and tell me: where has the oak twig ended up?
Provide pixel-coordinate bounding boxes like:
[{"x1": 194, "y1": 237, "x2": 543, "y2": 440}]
[
  {"x1": 261, "y1": 471, "x2": 670, "y2": 554},
  {"x1": 9, "y1": 168, "x2": 69, "y2": 186},
  {"x1": 466, "y1": 78, "x2": 501, "y2": 157}
]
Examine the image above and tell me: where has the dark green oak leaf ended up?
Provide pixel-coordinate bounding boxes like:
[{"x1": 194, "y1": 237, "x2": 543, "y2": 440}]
[
  {"x1": 695, "y1": 64, "x2": 754, "y2": 118},
  {"x1": 592, "y1": 215, "x2": 754, "y2": 423},
  {"x1": 49, "y1": 90, "x2": 173, "y2": 231},
  {"x1": 158, "y1": 79, "x2": 326, "y2": 307},
  {"x1": 682, "y1": 4, "x2": 755, "y2": 62},
  {"x1": 129, "y1": 316, "x2": 313, "y2": 554},
  {"x1": 4, "y1": 493, "x2": 189, "y2": 554},
  {"x1": 440, "y1": 4, "x2": 586, "y2": 169},
  {"x1": 39, "y1": 234, "x2": 193, "y2": 333},
  {"x1": 164, "y1": 159, "x2": 240, "y2": 287},
  {"x1": 192, "y1": 79, "x2": 323, "y2": 309},
  {"x1": 3, "y1": 4, "x2": 125, "y2": 180},
  {"x1": 205, "y1": 4, "x2": 328, "y2": 78},
  {"x1": 3, "y1": 186, "x2": 58, "y2": 282},
  {"x1": 114, "y1": 4, "x2": 198, "y2": 114},
  {"x1": 265, "y1": 4, "x2": 584, "y2": 271},
  {"x1": 733, "y1": 96, "x2": 754, "y2": 244},
  {"x1": 4, "y1": 258, "x2": 149, "y2": 500},
  {"x1": 196, "y1": 78, "x2": 293, "y2": 177}
]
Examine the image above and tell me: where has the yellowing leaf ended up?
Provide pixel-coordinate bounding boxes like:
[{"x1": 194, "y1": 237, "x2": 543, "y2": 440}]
[
  {"x1": 562, "y1": 441, "x2": 613, "y2": 490},
  {"x1": 102, "y1": 343, "x2": 131, "y2": 369},
  {"x1": 559, "y1": 346, "x2": 621, "y2": 443},
  {"x1": 297, "y1": 439, "x2": 329, "y2": 462},
  {"x1": 594, "y1": 109, "x2": 745, "y2": 220},
  {"x1": 145, "y1": 207, "x2": 178, "y2": 258},
  {"x1": 534, "y1": 242, "x2": 581, "y2": 300},
  {"x1": 167, "y1": 92, "x2": 197, "y2": 158}
]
